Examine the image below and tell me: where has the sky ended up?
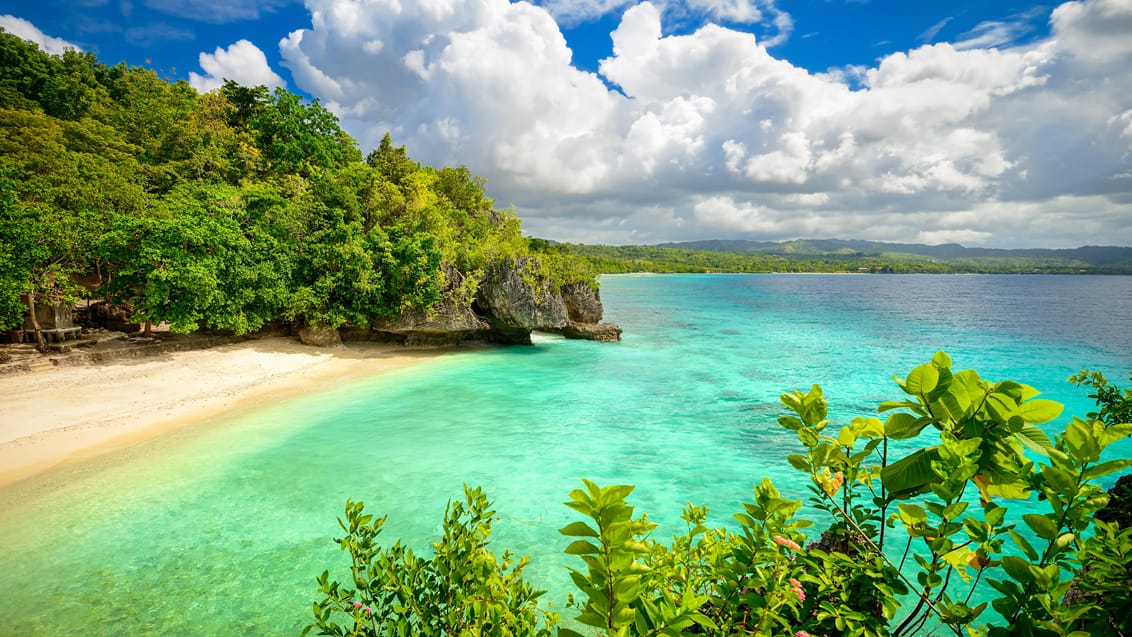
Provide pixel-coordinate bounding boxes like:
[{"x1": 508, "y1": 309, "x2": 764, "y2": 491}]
[{"x1": 2, "y1": 0, "x2": 1131, "y2": 248}]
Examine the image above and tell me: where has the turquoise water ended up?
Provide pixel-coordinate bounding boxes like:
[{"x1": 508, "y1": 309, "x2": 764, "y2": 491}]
[{"x1": 1, "y1": 274, "x2": 1130, "y2": 635}]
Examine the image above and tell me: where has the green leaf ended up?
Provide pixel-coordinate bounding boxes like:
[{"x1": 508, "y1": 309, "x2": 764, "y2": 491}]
[
  {"x1": 1001, "y1": 555, "x2": 1034, "y2": 583},
  {"x1": 1022, "y1": 514, "x2": 1058, "y2": 541},
  {"x1": 1008, "y1": 529, "x2": 1039, "y2": 561},
  {"x1": 1015, "y1": 425, "x2": 1054, "y2": 456},
  {"x1": 1084, "y1": 458, "x2": 1132, "y2": 481},
  {"x1": 906, "y1": 363, "x2": 940, "y2": 396},
  {"x1": 885, "y1": 412, "x2": 929, "y2": 440},
  {"x1": 564, "y1": 540, "x2": 600, "y2": 555},
  {"x1": 559, "y1": 521, "x2": 598, "y2": 537},
  {"x1": 932, "y1": 350, "x2": 952, "y2": 370},
  {"x1": 881, "y1": 448, "x2": 940, "y2": 494},
  {"x1": 787, "y1": 454, "x2": 810, "y2": 471},
  {"x1": 897, "y1": 502, "x2": 928, "y2": 523},
  {"x1": 1018, "y1": 399, "x2": 1063, "y2": 424},
  {"x1": 1099, "y1": 424, "x2": 1132, "y2": 447}
]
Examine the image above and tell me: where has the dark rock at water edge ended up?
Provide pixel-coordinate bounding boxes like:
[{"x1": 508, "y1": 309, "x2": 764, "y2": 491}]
[
  {"x1": 563, "y1": 321, "x2": 622, "y2": 342},
  {"x1": 561, "y1": 282, "x2": 604, "y2": 324},
  {"x1": 473, "y1": 258, "x2": 569, "y2": 336}
]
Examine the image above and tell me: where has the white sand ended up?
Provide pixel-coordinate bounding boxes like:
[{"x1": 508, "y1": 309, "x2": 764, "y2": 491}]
[{"x1": 0, "y1": 337, "x2": 440, "y2": 486}]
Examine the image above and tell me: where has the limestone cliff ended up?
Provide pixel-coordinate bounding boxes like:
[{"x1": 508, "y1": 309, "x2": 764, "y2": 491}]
[{"x1": 317, "y1": 259, "x2": 621, "y2": 347}]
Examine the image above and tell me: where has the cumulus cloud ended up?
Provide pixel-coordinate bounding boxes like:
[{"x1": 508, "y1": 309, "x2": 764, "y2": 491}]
[
  {"x1": 275, "y1": 0, "x2": 1132, "y2": 247},
  {"x1": 0, "y1": 15, "x2": 81, "y2": 54},
  {"x1": 188, "y1": 39, "x2": 286, "y2": 93}
]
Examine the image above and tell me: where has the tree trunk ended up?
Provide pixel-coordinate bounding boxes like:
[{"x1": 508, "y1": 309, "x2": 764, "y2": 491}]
[
  {"x1": 143, "y1": 320, "x2": 152, "y2": 337},
  {"x1": 25, "y1": 290, "x2": 46, "y2": 353}
]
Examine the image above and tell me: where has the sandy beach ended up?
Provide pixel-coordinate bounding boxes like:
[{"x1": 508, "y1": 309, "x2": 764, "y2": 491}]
[{"x1": 0, "y1": 337, "x2": 441, "y2": 487}]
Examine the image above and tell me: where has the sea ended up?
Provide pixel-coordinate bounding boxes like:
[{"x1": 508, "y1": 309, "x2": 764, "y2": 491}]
[{"x1": 0, "y1": 273, "x2": 1130, "y2": 635}]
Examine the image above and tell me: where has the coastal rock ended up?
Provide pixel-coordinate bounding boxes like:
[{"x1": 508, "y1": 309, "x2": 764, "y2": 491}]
[
  {"x1": 561, "y1": 282, "x2": 604, "y2": 323},
  {"x1": 1095, "y1": 473, "x2": 1132, "y2": 528},
  {"x1": 563, "y1": 321, "x2": 622, "y2": 342},
  {"x1": 474, "y1": 258, "x2": 568, "y2": 344},
  {"x1": 297, "y1": 324, "x2": 342, "y2": 347}
]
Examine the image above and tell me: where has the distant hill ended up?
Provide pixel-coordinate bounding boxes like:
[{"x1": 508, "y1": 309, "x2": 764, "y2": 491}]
[{"x1": 655, "y1": 239, "x2": 1132, "y2": 269}]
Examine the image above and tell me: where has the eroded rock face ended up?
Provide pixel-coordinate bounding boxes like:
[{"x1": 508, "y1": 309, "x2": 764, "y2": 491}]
[
  {"x1": 563, "y1": 321, "x2": 622, "y2": 342},
  {"x1": 474, "y1": 258, "x2": 568, "y2": 342},
  {"x1": 297, "y1": 324, "x2": 342, "y2": 347},
  {"x1": 561, "y1": 282, "x2": 604, "y2": 324}
]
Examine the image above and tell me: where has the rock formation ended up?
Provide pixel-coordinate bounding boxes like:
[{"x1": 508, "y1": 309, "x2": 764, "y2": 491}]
[
  {"x1": 473, "y1": 258, "x2": 569, "y2": 344},
  {"x1": 297, "y1": 324, "x2": 342, "y2": 347},
  {"x1": 366, "y1": 259, "x2": 622, "y2": 346},
  {"x1": 560, "y1": 279, "x2": 623, "y2": 342}
]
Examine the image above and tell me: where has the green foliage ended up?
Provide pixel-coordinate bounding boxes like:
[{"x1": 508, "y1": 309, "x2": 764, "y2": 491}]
[
  {"x1": 310, "y1": 355, "x2": 1132, "y2": 637},
  {"x1": 568, "y1": 243, "x2": 1132, "y2": 275},
  {"x1": 303, "y1": 487, "x2": 558, "y2": 637},
  {"x1": 1070, "y1": 369, "x2": 1132, "y2": 429},
  {"x1": 0, "y1": 29, "x2": 588, "y2": 339}
]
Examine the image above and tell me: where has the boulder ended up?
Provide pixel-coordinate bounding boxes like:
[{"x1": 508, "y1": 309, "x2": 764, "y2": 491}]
[
  {"x1": 563, "y1": 321, "x2": 622, "y2": 342},
  {"x1": 474, "y1": 258, "x2": 568, "y2": 342},
  {"x1": 561, "y1": 282, "x2": 604, "y2": 324},
  {"x1": 297, "y1": 324, "x2": 342, "y2": 347}
]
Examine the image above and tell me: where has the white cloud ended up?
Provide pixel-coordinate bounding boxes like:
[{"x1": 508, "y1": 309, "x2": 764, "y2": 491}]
[
  {"x1": 276, "y1": 0, "x2": 1132, "y2": 248},
  {"x1": 0, "y1": 15, "x2": 81, "y2": 55},
  {"x1": 188, "y1": 39, "x2": 287, "y2": 93}
]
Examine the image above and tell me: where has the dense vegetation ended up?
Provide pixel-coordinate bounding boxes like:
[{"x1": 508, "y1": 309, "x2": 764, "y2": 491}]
[
  {"x1": 570, "y1": 241, "x2": 1132, "y2": 275},
  {"x1": 0, "y1": 29, "x2": 590, "y2": 347},
  {"x1": 308, "y1": 358, "x2": 1132, "y2": 636}
]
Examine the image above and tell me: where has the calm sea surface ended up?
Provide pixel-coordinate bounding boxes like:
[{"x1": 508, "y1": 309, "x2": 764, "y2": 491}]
[{"x1": 1, "y1": 274, "x2": 1130, "y2": 634}]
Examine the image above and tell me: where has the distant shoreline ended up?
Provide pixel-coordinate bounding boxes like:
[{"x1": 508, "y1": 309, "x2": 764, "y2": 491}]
[{"x1": 0, "y1": 337, "x2": 443, "y2": 488}]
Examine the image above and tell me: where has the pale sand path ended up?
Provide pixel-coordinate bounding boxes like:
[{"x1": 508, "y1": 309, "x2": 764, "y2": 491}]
[{"x1": 0, "y1": 337, "x2": 443, "y2": 487}]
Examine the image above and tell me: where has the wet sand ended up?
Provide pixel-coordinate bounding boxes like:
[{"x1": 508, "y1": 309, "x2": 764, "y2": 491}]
[{"x1": 0, "y1": 337, "x2": 441, "y2": 487}]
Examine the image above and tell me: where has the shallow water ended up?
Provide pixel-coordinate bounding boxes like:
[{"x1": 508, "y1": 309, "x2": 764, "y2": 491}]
[{"x1": 1, "y1": 274, "x2": 1130, "y2": 635}]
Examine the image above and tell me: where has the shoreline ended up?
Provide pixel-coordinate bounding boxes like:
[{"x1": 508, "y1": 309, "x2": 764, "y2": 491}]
[{"x1": 0, "y1": 337, "x2": 445, "y2": 488}]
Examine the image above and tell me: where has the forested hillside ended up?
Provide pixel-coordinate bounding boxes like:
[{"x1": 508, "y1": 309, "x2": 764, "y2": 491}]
[
  {"x1": 572, "y1": 241, "x2": 1132, "y2": 274},
  {"x1": 0, "y1": 29, "x2": 591, "y2": 341}
]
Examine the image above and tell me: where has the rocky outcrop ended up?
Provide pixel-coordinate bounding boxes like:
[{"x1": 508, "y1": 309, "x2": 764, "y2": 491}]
[
  {"x1": 559, "y1": 281, "x2": 621, "y2": 341},
  {"x1": 296, "y1": 261, "x2": 621, "y2": 347},
  {"x1": 563, "y1": 321, "x2": 622, "y2": 342},
  {"x1": 473, "y1": 258, "x2": 569, "y2": 344},
  {"x1": 562, "y1": 282, "x2": 604, "y2": 323},
  {"x1": 297, "y1": 324, "x2": 342, "y2": 347},
  {"x1": 369, "y1": 295, "x2": 490, "y2": 347}
]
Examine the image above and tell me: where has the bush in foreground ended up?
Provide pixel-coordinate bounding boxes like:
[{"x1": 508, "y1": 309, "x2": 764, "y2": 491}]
[{"x1": 306, "y1": 353, "x2": 1132, "y2": 636}]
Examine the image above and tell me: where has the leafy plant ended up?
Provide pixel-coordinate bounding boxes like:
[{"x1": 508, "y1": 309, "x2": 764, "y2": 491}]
[{"x1": 304, "y1": 486, "x2": 558, "y2": 637}]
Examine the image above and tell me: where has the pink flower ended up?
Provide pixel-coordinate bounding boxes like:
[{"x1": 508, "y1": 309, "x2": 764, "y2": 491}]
[
  {"x1": 789, "y1": 578, "x2": 806, "y2": 602},
  {"x1": 353, "y1": 601, "x2": 363, "y2": 609},
  {"x1": 364, "y1": 606, "x2": 372, "y2": 615},
  {"x1": 796, "y1": 632, "x2": 810, "y2": 637},
  {"x1": 774, "y1": 535, "x2": 801, "y2": 551}
]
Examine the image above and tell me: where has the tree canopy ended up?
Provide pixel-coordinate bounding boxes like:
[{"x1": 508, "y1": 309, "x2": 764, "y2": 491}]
[{"x1": 0, "y1": 28, "x2": 592, "y2": 336}]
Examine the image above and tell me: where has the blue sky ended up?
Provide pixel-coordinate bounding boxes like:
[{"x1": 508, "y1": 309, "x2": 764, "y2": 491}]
[{"x1": 2, "y1": 0, "x2": 1130, "y2": 248}]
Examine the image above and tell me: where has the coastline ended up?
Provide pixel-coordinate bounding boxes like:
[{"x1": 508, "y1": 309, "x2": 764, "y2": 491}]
[{"x1": 0, "y1": 337, "x2": 443, "y2": 488}]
